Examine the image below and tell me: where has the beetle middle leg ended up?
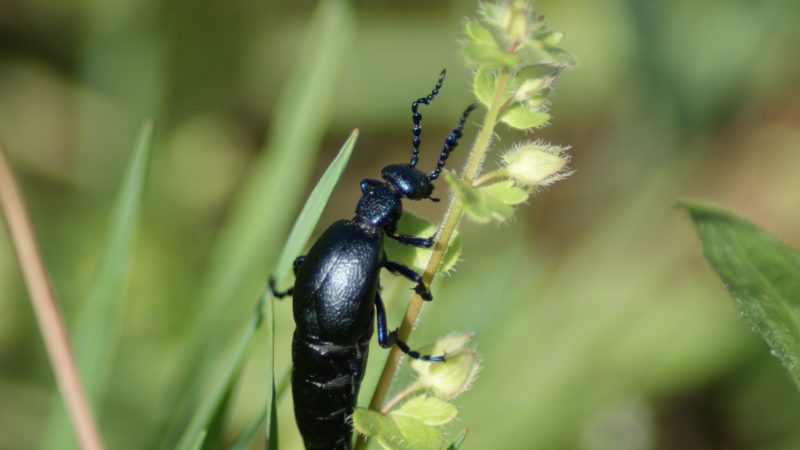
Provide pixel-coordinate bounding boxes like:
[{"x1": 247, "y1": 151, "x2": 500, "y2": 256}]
[
  {"x1": 375, "y1": 292, "x2": 445, "y2": 362},
  {"x1": 383, "y1": 260, "x2": 432, "y2": 301},
  {"x1": 388, "y1": 231, "x2": 435, "y2": 249},
  {"x1": 268, "y1": 255, "x2": 305, "y2": 299}
]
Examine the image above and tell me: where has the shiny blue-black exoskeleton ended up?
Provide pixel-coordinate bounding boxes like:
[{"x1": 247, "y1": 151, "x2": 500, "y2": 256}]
[{"x1": 269, "y1": 70, "x2": 478, "y2": 450}]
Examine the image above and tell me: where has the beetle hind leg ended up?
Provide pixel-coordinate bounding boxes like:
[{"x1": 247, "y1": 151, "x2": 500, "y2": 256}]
[
  {"x1": 374, "y1": 292, "x2": 446, "y2": 362},
  {"x1": 383, "y1": 260, "x2": 433, "y2": 301},
  {"x1": 268, "y1": 276, "x2": 293, "y2": 299}
]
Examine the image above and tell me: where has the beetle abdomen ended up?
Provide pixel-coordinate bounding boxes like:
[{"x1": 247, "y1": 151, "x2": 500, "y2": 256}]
[{"x1": 292, "y1": 330, "x2": 371, "y2": 450}]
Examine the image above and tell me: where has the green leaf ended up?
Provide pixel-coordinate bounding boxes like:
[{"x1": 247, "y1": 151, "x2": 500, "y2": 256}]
[
  {"x1": 172, "y1": 130, "x2": 358, "y2": 450},
  {"x1": 464, "y1": 21, "x2": 497, "y2": 49},
  {"x1": 384, "y1": 212, "x2": 461, "y2": 275},
  {"x1": 394, "y1": 395, "x2": 458, "y2": 426},
  {"x1": 354, "y1": 409, "x2": 408, "y2": 450},
  {"x1": 684, "y1": 203, "x2": 800, "y2": 389},
  {"x1": 188, "y1": 431, "x2": 207, "y2": 450},
  {"x1": 444, "y1": 172, "x2": 529, "y2": 223},
  {"x1": 481, "y1": 180, "x2": 529, "y2": 205},
  {"x1": 500, "y1": 106, "x2": 550, "y2": 130},
  {"x1": 162, "y1": 1, "x2": 355, "y2": 446},
  {"x1": 513, "y1": 64, "x2": 563, "y2": 102},
  {"x1": 472, "y1": 68, "x2": 495, "y2": 107},
  {"x1": 354, "y1": 409, "x2": 444, "y2": 450},
  {"x1": 392, "y1": 415, "x2": 443, "y2": 450},
  {"x1": 462, "y1": 41, "x2": 519, "y2": 69},
  {"x1": 446, "y1": 430, "x2": 468, "y2": 450},
  {"x1": 42, "y1": 120, "x2": 155, "y2": 448}
]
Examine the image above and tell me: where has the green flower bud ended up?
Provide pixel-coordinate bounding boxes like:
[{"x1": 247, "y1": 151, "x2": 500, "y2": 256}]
[
  {"x1": 411, "y1": 333, "x2": 480, "y2": 400},
  {"x1": 502, "y1": 141, "x2": 572, "y2": 187}
]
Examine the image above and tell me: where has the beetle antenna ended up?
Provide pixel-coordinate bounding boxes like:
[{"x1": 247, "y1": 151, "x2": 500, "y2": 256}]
[
  {"x1": 428, "y1": 103, "x2": 480, "y2": 181},
  {"x1": 410, "y1": 69, "x2": 446, "y2": 167}
]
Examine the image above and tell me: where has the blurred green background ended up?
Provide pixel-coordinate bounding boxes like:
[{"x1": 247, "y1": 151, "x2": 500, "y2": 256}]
[{"x1": 2, "y1": 0, "x2": 800, "y2": 449}]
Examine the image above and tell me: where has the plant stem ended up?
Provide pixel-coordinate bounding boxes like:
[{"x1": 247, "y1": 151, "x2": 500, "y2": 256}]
[
  {"x1": 0, "y1": 146, "x2": 105, "y2": 450},
  {"x1": 356, "y1": 72, "x2": 509, "y2": 450},
  {"x1": 381, "y1": 382, "x2": 422, "y2": 414}
]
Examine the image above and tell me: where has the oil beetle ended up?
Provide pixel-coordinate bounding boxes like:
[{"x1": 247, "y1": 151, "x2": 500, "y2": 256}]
[{"x1": 270, "y1": 70, "x2": 478, "y2": 450}]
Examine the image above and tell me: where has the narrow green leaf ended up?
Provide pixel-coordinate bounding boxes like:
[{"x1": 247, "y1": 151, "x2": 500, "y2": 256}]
[
  {"x1": 188, "y1": 431, "x2": 207, "y2": 450},
  {"x1": 393, "y1": 395, "x2": 458, "y2": 426},
  {"x1": 446, "y1": 430, "x2": 468, "y2": 450},
  {"x1": 162, "y1": 1, "x2": 355, "y2": 446},
  {"x1": 684, "y1": 203, "x2": 800, "y2": 389},
  {"x1": 42, "y1": 120, "x2": 155, "y2": 449},
  {"x1": 500, "y1": 105, "x2": 550, "y2": 130},
  {"x1": 384, "y1": 212, "x2": 461, "y2": 274},
  {"x1": 173, "y1": 131, "x2": 358, "y2": 450}
]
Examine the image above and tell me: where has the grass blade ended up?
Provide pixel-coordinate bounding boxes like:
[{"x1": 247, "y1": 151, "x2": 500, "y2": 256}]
[
  {"x1": 41, "y1": 120, "x2": 155, "y2": 449},
  {"x1": 162, "y1": 3, "x2": 356, "y2": 443},
  {"x1": 446, "y1": 430, "x2": 468, "y2": 450},
  {"x1": 174, "y1": 130, "x2": 358, "y2": 450},
  {"x1": 684, "y1": 202, "x2": 800, "y2": 389}
]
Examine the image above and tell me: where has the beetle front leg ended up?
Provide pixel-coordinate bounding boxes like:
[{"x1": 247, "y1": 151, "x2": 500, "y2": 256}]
[
  {"x1": 387, "y1": 232, "x2": 436, "y2": 249},
  {"x1": 374, "y1": 292, "x2": 445, "y2": 362},
  {"x1": 383, "y1": 260, "x2": 432, "y2": 301}
]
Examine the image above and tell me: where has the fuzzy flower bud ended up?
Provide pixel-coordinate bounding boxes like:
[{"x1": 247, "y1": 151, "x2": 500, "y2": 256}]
[{"x1": 502, "y1": 141, "x2": 572, "y2": 187}]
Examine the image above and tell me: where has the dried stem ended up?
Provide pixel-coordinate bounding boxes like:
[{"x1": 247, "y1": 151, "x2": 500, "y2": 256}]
[
  {"x1": 355, "y1": 73, "x2": 510, "y2": 450},
  {"x1": 0, "y1": 146, "x2": 105, "y2": 450}
]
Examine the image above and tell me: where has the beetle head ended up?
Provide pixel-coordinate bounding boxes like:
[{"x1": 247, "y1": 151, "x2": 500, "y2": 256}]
[{"x1": 381, "y1": 164, "x2": 435, "y2": 200}]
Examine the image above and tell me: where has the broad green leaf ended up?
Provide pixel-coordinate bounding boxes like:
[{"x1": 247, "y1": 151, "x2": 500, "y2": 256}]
[
  {"x1": 173, "y1": 130, "x2": 358, "y2": 450},
  {"x1": 513, "y1": 64, "x2": 563, "y2": 102},
  {"x1": 444, "y1": 172, "x2": 523, "y2": 223},
  {"x1": 354, "y1": 409, "x2": 409, "y2": 450},
  {"x1": 42, "y1": 120, "x2": 155, "y2": 449},
  {"x1": 384, "y1": 212, "x2": 461, "y2": 275},
  {"x1": 500, "y1": 105, "x2": 550, "y2": 130},
  {"x1": 392, "y1": 415, "x2": 443, "y2": 450},
  {"x1": 354, "y1": 409, "x2": 444, "y2": 450},
  {"x1": 481, "y1": 180, "x2": 529, "y2": 205},
  {"x1": 472, "y1": 68, "x2": 495, "y2": 107},
  {"x1": 446, "y1": 430, "x2": 468, "y2": 450},
  {"x1": 162, "y1": 1, "x2": 355, "y2": 447},
  {"x1": 462, "y1": 41, "x2": 519, "y2": 69},
  {"x1": 394, "y1": 395, "x2": 458, "y2": 426},
  {"x1": 684, "y1": 203, "x2": 800, "y2": 389},
  {"x1": 464, "y1": 21, "x2": 498, "y2": 49}
]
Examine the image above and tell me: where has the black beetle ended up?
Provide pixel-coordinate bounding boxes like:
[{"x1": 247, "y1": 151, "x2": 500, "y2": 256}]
[{"x1": 270, "y1": 70, "x2": 478, "y2": 450}]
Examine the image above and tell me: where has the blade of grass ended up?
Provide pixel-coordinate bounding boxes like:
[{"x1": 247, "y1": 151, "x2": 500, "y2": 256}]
[
  {"x1": 228, "y1": 369, "x2": 291, "y2": 450},
  {"x1": 173, "y1": 130, "x2": 358, "y2": 450},
  {"x1": 684, "y1": 202, "x2": 800, "y2": 389},
  {"x1": 446, "y1": 430, "x2": 468, "y2": 450},
  {"x1": 0, "y1": 143, "x2": 104, "y2": 450},
  {"x1": 161, "y1": 3, "x2": 355, "y2": 444},
  {"x1": 41, "y1": 120, "x2": 155, "y2": 450}
]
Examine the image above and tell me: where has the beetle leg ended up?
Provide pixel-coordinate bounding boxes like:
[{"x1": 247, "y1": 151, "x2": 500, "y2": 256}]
[
  {"x1": 268, "y1": 275, "x2": 293, "y2": 299},
  {"x1": 383, "y1": 260, "x2": 433, "y2": 301},
  {"x1": 387, "y1": 232, "x2": 436, "y2": 249},
  {"x1": 374, "y1": 292, "x2": 446, "y2": 362}
]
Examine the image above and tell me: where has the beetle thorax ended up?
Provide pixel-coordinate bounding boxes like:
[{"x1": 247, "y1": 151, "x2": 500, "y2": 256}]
[{"x1": 354, "y1": 184, "x2": 402, "y2": 232}]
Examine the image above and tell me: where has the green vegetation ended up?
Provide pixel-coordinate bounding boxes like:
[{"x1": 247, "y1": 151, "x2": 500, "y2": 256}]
[{"x1": 1, "y1": 0, "x2": 800, "y2": 449}]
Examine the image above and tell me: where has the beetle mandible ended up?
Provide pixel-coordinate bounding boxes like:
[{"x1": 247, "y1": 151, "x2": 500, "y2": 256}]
[{"x1": 270, "y1": 70, "x2": 478, "y2": 450}]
